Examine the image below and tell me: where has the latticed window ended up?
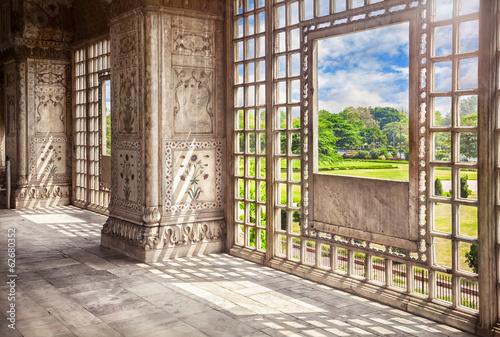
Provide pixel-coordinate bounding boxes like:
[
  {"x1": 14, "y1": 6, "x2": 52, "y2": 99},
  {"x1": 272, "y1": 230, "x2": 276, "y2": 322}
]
[
  {"x1": 73, "y1": 38, "x2": 111, "y2": 212},
  {"x1": 231, "y1": 0, "x2": 481, "y2": 324}
]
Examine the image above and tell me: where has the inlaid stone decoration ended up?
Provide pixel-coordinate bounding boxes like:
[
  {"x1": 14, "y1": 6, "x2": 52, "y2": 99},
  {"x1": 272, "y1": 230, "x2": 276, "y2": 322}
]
[
  {"x1": 173, "y1": 68, "x2": 214, "y2": 134},
  {"x1": 30, "y1": 137, "x2": 70, "y2": 180},
  {"x1": 165, "y1": 140, "x2": 222, "y2": 213},
  {"x1": 117, "y1": 149, "x2": 138, "y2": 202}
]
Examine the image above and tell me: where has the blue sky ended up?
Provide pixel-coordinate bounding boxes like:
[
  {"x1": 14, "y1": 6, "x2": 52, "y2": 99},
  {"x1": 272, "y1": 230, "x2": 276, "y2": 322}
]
[{"x1": 318, "y1": 22, "x2": 410, "y2": 114}]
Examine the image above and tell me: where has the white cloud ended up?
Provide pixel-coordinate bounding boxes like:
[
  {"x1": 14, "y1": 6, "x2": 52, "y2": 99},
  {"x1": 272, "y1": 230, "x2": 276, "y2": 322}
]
[{"x1": 317, "y1": 22, "x2": 409, "y2": 114}]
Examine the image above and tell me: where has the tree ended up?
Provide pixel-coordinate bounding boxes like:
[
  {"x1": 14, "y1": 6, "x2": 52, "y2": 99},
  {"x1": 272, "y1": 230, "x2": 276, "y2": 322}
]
[
  {"x1": 435, "y1": 178, "x2": 444, "y2": 196},
  {"x1": 459, "y1": 96, "x2": 477, "y2": 117},
  {"x1": 359, "y1": 127, "x2": 387, "y2": 147},
  {"x1": 339, "y1": 106, "x2": 379, "y2": 129},
  {"x1": 317, "y1": 118, "x2": 342, "y2": 164},
  {"x1": 319, "y1": 110, "x2": 362, "y2": 148},
  {"x1": 461, "y1": 175, "x2": 472, "y2": 198},
  {"x1": 370, "y1": 106, "x2": 406, "y2": 130},
  {"x1": 465, "y1": 244, "x2": 478, "y2": 274},
  {"x1": 460, "y1": 113, "x2": 477, "y2": 160}
]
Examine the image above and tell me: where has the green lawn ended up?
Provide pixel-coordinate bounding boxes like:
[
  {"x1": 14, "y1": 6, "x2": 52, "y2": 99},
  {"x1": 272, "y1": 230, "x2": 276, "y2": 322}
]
[
  {"x1": 434, "y1": 195, "x2": 477, "y2": 273},
  {"x1": 276, "y1": 159, "x2": 478, "y2": 273}
]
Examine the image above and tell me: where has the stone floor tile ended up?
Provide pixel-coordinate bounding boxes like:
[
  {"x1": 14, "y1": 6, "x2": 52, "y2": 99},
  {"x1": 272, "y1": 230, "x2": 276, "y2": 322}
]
[
  {"x1": 15, "y1": 315, "x2": 77, "y2": 337},
  {"x1": 108, "y1": 311, "x2": 181, "y2": 337},
  {"x1": 97, "y1": 305, "x2": 163, "y2": 323},
  {"x1": 137, "y1": 322, "x2": 209, "y2": 337},
  {"x1": 179, "y1": 310, "x2": 258, "y2": 337},
  {"x1": 69, "y1": 323, "x2": 123, "y2": 337}
]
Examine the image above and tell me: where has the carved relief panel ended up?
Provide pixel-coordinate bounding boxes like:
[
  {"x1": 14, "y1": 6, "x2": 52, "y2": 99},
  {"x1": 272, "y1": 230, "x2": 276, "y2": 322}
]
[
  {"x1": 117, "y1": 68, "x2": 139, "y2": 135},
  {"x1": 173, "y1": 67, "x2": 214, "y2": 134},
  {"x1": 171, "y1": 16, "x2": 218, "y2": 138},
  {"x1": 31, "y1": 61, "x2": 69, "y2": 136},
  {"x1": 4, "y1": 64, "x2": 16, "y2": 136},
  {"x1": 112, "y1": 15, "x2": 142, "y2": 139}
]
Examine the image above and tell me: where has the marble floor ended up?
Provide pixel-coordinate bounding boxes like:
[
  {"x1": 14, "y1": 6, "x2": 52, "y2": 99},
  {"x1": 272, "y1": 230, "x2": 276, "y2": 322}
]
[{"x1": 0, "y1": 206, "x2": 475, "y2": 337}]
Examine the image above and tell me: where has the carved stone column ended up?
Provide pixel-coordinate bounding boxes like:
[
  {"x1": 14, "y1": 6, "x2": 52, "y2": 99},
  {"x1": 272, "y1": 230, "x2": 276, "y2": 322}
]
[
  {"x1": 101, "y1": 1, "x2": 226, "y2": 262},
  {"x1": 0, "y1": 1, "x2": 73, "y2": 209}
]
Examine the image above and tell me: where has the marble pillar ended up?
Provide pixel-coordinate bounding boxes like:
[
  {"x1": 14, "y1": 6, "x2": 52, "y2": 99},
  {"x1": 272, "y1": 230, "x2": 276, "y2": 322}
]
[{"x1": 101, "y1": 2, "x2": 226, "y2": 262}]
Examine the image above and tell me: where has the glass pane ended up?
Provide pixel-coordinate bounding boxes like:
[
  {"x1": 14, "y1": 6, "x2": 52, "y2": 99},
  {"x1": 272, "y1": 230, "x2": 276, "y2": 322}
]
[
  {"x1": 434, "y1": 0, "x2": 453, "y2": 21},
  {"x1": 279, "y1": 234, "x2": 287, "y2": 256},
  {"x1": 277, "y1": 55, "x2": 286, "y2": 78},
  {"x1": 248, "y1": 180, "x2": 255, "y2": 200},
  {"x1": 247, "y1": 15, "x2": 254, "y2": 36},
  {"x1": 434, "y1": 25, "x2": 453, "y2": 56},
  {"x1": 290, "y1": 28, "x2": 300, "y2": 50},
  {"x1": 276, "y1": 81, "x2": 286, "y2": 104},
  {"x1": 258, "y1": 181, "x2": 266, "y2": 201},
  {"x1": 257, "y1": 12, "x2": 265, "y2": 33},
  {"x1": 290, "y1": 53, "x2": 300, "y2": 76},
  {"x1": 246, "y1": 62, "x2": 255, "y2": 83},
  {"x1": 292, "y1": 184, "x2": 301, "y2": 205},
  {"x1": 319, "y1": 0, "x2": 329, "y2": 16},
  {"x1": 433, "y1": 97, "x2": 452, "y2": 126},
  {"x1": 460, "y1": 20, "x2": 479, "y2": 53},
  {"x1": 459, "y1": 132, "x2": 477, "y2": 163},
  {"x1": 434, "y1": 168, "x2": 451, "y2": 197},
  {"x1": 434, "y1": 62, "x2": 452, "y2": 92},
  {"x1": 258, "y1": 133, "x2": 266, "y2": 154},
  {"x1": 434, "y1": 203, "x2": 452, "y2": 233},
  {"x1": 461, "y1": 0, "x2": 479, "y2": 15},
  {"x1": 256, "y1": 60, "x2": 265, "y2": 81},
  {"x1": 276, "y1": 5, "x2": 285, "y2": 29},
  {"x1": 290, "y1": 2, "x2": 299, "y2": 25},
  {"x1": 459, "y1": 95, "x2": 478, "y2": 126},
  {"x1": 278, "y1": 183, "x2": 287, "y2": 205},
  {"x1": 459, "y1": 242, "x2": 476, "y2": 273},
  {"x1": 460, "y1": 168, "x2": 477, "y2": 200},
  {"x1": 276, "y1": 31, "x2": 286, "y2": 53},
  {"x1": 258, "y1": 108, "x2": 266, "y2": 129},
  {"x1": 459, "y1": 58, "x2": 478, "y2": 90},
  {"x1": 257, "y1": 36, "x2": 265, "y2": 57},
  {"x1": 460, "y1": 205, "x2": 478, "y2": 237},
  {"x1": 279, "y1": 158, "x2": 287, "y2": 180},
  {"x1": 291, "y1": 210, "x2": 300, "y2": 232},
  {"x1": 352, "y1": 0, "x2": 364, "y2": 8},
  {"x1": 236, "y1": 64, "x2": 244, "y2": 84},
  {"x1": 434, "y1": 132, "x2": 451, "y2": 161},
  {"x1": 434, "y1": 238, "x2": 452, "y2": 268},
  {"x1": 304, "y1": 0, "x2": 314, "y2": 20}
]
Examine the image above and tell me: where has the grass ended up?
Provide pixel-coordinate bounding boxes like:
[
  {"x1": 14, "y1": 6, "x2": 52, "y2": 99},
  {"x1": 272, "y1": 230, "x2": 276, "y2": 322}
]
[
  {"x1": 259, "y1": 158, "x2": 478, "y2": 274},
  {"x1": 434, "y1": 194, "x2": 478, "y2": 273}
]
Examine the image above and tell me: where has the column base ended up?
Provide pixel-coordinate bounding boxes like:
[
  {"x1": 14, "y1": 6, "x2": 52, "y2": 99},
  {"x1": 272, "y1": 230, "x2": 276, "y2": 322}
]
[
  {"x1": 11, "y1": 184, "x2": 71, "y2": 209},
  {"x1": 101, "y1": 217, "x2": 226, "y2": 262}
]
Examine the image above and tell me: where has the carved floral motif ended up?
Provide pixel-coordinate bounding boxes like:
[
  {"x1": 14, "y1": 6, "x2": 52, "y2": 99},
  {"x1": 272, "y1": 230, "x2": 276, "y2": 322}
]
[
  {"x1": 119, "y1": 69, "x2": 138, "y2": 134},
  {"x1": 173, "y1": 32, "x2": 213, "y2": 56},
  {"x1": 173, "y1": 68, "x2": 213, "y2": 134}
]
